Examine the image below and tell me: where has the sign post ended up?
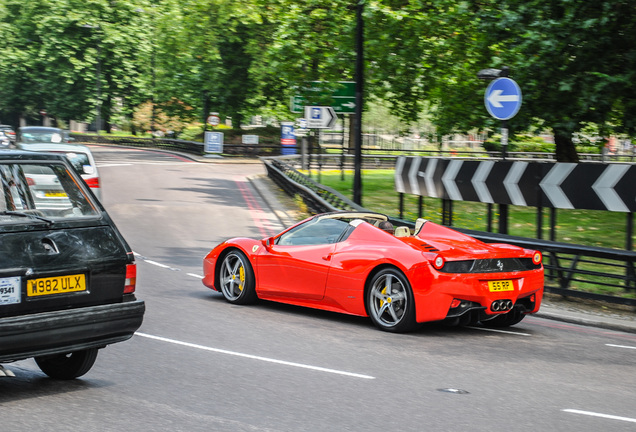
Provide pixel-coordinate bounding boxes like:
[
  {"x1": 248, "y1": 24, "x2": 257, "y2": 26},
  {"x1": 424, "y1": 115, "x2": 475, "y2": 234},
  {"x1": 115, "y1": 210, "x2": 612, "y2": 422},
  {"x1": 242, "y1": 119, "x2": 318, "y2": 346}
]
[
  {"x1": 482, "y1": 74, "x2": 522, "y2": 235},
  {"x1": 484, "y1": 77, "x2": 522, "y2": 160}
]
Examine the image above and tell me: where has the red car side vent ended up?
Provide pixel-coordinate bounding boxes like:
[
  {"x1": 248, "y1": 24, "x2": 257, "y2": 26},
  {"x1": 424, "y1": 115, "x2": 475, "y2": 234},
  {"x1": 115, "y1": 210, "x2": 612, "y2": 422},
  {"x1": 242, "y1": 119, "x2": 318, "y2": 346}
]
[{"x1": 419, "y1": 242, "x2": 439, "y2": 252}]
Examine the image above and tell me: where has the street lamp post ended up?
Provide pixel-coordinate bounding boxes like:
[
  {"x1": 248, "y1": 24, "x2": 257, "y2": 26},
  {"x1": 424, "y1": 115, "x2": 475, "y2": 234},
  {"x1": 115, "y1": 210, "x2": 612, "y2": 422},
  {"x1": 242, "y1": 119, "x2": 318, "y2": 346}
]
[
  {"x1": 353, "y1": 0, "x2": 364, "y2": 206},
  {"x1": 477, "y1": 66, "x2": 515, "y2": 235}
]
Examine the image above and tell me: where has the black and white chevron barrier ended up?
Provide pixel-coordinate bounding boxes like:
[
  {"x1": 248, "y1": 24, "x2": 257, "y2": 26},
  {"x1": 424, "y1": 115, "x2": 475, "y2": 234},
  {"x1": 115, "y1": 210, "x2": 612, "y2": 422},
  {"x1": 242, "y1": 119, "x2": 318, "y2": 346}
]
[{"x1": 394, "y1": 156, "x2": 636, "y2": 212}]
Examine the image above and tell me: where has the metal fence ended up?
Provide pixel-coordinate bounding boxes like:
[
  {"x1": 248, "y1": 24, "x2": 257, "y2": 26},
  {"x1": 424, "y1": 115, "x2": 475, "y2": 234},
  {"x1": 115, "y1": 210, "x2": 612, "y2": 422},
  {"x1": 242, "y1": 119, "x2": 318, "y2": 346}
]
[{"x1": 74, "y1": 133, "x2": 636, "y2": 163}]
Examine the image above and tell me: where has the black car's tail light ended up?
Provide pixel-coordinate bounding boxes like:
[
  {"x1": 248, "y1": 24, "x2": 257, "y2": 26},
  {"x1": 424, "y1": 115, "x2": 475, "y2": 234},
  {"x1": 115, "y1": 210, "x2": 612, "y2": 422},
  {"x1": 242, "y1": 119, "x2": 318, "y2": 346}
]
[
  {"x1": 84, "y1": 176, "x2": 100, "y2": 189},
  {"x1": 124, "y1": 264, "x2": 137, "y2": 294}
]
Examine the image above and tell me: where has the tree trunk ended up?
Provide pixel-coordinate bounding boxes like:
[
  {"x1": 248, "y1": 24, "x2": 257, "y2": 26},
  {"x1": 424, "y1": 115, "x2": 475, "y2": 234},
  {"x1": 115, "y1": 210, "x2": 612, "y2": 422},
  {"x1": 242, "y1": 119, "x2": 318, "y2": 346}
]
[
  {"x1": 553, "y1": 128, "x2": 579, "y2": 162},
  {"x1": 348, "y1": 114, "x2": 356, "y2": 154}
]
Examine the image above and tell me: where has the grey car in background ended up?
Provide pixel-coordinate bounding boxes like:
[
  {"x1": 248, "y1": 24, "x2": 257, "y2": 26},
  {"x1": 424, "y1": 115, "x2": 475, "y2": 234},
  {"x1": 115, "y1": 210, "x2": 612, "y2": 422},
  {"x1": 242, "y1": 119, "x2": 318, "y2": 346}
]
[{"x1": 17, "y1": 127, "x2": 102, "y2": 201}]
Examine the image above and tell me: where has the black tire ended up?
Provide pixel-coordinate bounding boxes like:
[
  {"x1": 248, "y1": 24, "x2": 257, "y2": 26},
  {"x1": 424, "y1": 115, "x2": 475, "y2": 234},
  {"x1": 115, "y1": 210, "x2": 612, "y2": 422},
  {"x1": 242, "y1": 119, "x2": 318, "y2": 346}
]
[
  {"x1": 218, "y1": 249, "x2": 257, "y2": 305},
  {"x1": 35, "y1": 348, "x2": 99, "y2": 380},
  {"x1": 366, "y1": 268, "x2": 418, "y2": 333},
  {"x1": 482, "y1": 308, "x2": 526, "y2": 328}
]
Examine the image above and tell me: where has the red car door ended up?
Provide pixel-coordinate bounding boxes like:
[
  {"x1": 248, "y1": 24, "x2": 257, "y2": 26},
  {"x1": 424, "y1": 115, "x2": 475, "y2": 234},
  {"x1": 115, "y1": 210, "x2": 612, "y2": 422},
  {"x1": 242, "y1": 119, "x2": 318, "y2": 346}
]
[{"x1": 256, "y1": 243, "x2": 335, "y2": 300}]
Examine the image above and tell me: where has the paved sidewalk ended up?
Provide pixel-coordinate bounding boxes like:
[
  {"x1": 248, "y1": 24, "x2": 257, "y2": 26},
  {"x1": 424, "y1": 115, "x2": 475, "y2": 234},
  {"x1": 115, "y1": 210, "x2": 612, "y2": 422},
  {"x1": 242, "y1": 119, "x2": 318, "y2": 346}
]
[{"x1": 248, "y1": 173, "x2": 636, "y2": 335}]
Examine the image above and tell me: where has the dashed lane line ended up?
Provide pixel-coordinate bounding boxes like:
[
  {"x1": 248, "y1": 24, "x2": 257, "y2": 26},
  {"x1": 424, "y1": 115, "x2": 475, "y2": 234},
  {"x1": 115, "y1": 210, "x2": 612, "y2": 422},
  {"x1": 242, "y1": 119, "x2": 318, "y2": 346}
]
[
  {"x1": 563, "y1": 409, "x2": 636, "y2": 424},
  {"x1": 135, "y1": 332, "x2": 375, "y2": 380},
  {"x1": 467, "y1": 326, "x2": 532, "y2": 337},
  {"x1": 606, "y1": 343, "x2": 636, "y2": 350}
]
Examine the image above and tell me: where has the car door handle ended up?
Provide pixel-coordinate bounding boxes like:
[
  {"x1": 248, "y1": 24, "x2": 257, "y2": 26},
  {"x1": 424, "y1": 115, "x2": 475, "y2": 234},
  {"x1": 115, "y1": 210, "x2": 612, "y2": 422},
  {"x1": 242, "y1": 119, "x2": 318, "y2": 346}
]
[{"x1": 322, "y1": 254, "x2": 332, "y2": 261}]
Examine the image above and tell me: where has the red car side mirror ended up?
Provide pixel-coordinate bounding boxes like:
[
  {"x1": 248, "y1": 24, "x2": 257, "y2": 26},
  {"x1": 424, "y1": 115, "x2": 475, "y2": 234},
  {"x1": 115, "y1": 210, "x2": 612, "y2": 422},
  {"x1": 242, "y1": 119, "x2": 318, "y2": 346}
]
[{"x1": 262, "y1": 237, "x2": 274, "y2": 249}]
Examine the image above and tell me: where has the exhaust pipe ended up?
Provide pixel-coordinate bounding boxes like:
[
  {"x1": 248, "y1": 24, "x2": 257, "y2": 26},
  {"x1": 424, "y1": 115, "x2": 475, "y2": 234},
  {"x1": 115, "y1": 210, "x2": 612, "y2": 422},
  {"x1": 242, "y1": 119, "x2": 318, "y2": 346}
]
[{"x1": 491, "y1": 300, "x2": 514, "y2": 312}]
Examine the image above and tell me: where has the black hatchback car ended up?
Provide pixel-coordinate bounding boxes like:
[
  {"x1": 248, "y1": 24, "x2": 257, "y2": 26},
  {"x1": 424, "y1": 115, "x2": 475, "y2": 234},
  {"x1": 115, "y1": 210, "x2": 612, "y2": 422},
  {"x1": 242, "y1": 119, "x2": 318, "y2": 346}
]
[{"x1": 0, "y1": 150, "x2": 144, "y2": 379}]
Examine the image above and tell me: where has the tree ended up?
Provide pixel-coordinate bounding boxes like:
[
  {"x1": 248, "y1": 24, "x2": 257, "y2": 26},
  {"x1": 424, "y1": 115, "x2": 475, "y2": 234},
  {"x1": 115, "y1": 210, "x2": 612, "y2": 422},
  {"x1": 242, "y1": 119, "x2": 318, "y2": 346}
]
[
  {"x1": 365, "y1": 0, "x2": 636, "y2": 162},
  {"x1": 0, "y1": 0, "x2": 151, "y2": 130}
]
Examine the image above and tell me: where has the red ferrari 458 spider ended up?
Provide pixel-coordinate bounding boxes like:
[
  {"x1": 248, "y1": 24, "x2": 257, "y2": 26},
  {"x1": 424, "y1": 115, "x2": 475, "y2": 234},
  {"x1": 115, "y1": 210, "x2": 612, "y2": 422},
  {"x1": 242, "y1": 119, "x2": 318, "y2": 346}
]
[{"x1": 202, "y1": 212, "x2": 544, "y2": 332}]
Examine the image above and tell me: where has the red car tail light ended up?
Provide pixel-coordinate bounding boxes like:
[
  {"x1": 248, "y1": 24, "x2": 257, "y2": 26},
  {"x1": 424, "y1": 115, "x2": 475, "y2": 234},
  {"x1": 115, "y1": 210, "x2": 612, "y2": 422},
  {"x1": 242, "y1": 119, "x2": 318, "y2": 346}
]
[
  {"x1": 124, "y1": 263, "x2": 137, "y2": 294},
  {"x1": 431, "y1": 255, "x2": 445, "y2": 270},
  {"x1": 532, "y1": 251, "x2": 542, "y2": 265},
  {"x1": 84, "y1": 176, "x2": 100, "y2": 189}
]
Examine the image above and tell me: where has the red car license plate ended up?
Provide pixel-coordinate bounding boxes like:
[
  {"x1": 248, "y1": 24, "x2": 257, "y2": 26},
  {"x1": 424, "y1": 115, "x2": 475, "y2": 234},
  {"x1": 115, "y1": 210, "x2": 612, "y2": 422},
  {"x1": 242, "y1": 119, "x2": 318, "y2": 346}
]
[{"x1": 488, "y1": 279, "x2": 514, "y2": 292}]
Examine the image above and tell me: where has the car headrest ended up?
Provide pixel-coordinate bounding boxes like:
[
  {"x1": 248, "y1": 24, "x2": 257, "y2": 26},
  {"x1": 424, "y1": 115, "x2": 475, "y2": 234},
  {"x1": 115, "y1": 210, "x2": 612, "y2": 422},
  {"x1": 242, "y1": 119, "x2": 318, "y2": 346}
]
[{"x1": 394, "y1": 226, "x2": 410, "y2": 237}]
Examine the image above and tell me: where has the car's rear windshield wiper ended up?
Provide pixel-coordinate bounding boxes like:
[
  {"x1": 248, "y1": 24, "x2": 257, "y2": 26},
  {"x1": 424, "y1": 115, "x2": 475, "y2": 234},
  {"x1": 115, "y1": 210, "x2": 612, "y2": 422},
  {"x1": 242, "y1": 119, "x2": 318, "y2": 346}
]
[{"x1": 0, "y1": 210, "x2": 54, "y2": 224}]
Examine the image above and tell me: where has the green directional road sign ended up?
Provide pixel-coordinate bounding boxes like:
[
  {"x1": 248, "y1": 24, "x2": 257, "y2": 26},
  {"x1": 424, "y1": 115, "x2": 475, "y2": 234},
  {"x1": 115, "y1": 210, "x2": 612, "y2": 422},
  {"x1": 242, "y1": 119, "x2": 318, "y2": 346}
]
[{"x1": 290, "y1": 81, "x2": 356, "y2": 114}]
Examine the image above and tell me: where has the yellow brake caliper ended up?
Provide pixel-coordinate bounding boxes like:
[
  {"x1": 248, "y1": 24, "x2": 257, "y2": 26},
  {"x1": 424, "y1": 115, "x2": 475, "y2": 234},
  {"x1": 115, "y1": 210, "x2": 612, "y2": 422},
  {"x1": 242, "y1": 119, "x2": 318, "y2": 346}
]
[
  {"x1": 380, "y1": 286, "x2": 391, "y2": 307},
  {"x1": 237, "y1": 265, "x2": 245, "y2": 291}
]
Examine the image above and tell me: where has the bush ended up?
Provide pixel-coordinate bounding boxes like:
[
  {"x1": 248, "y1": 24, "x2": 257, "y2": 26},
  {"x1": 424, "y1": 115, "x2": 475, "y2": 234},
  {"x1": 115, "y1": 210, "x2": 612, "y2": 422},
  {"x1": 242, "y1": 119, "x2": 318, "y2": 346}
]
[{"x1": 483, "y1": 134, "x2": 554, "y2": 153}]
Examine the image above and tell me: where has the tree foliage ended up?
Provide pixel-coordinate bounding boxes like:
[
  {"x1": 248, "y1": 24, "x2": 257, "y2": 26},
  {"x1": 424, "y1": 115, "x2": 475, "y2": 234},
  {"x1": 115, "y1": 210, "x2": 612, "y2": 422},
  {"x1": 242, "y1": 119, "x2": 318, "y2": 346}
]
[{"x1": 0, "y1": 0, "x2": 635, "y2": 161}]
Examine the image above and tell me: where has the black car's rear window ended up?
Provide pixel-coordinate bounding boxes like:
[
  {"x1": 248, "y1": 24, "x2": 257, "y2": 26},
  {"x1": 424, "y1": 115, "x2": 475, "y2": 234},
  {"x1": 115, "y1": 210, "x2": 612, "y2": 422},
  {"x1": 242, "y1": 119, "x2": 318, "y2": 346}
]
[{"x1": 0, "y1": 162, "x2": 98, "y2": 223}]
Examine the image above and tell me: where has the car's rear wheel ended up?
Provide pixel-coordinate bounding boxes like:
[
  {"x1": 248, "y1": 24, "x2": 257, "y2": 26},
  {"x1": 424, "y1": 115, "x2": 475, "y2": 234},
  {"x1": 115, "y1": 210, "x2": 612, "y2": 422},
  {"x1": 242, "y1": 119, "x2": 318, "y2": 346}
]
[
  {"x1": 482, "y1": 308, "x2": 525, "y2": 327},
  {"x1": 219, "y1": 249, "x2": 257, "y2": 305},
  {"x1": 366, "y1": 268, "x2": 417, "y2": 332},
  {"x1": 35, "y1": 348, "x2": 98, "y2": 380}
]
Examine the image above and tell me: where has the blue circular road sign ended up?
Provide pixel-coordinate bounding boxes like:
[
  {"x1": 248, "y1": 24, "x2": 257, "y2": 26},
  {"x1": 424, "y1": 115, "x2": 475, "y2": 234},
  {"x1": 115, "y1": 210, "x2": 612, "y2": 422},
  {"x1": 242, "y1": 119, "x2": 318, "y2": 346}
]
[{"x1": 484, "y1": 77, "x2": 522, "y2": 120}]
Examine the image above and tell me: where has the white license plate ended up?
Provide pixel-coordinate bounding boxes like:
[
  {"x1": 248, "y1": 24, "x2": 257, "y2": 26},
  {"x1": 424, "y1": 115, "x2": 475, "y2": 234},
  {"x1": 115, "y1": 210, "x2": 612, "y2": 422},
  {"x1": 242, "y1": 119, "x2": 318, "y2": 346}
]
[{"x1": 0, "y1": 276, "x2": 21, "y2": 305}]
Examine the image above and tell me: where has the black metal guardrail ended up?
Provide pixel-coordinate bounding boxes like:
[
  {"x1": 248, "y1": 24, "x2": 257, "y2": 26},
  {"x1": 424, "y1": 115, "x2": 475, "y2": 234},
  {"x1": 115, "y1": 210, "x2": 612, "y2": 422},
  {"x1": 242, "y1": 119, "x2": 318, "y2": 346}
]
[
  {"x1": 75, "y1": 134, "x2": 208, "y2": 155},
  {"x1": 262, "y1": 157, "x2": 636, "y2": 308}
]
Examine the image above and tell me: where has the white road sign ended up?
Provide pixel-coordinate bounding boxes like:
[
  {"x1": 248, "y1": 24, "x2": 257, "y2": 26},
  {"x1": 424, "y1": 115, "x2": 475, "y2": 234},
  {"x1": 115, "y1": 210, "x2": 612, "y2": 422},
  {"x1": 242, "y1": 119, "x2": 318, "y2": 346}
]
[{"x1": 304, "y1": 106, "x2": 337, "y2": 129}]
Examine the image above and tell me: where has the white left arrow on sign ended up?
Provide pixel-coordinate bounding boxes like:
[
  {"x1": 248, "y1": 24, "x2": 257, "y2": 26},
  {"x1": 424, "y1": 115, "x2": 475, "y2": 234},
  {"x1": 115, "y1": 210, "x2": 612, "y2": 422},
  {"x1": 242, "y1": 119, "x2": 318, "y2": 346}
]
[
  {"x1": 488, "y1": 90, "x2": 520, "y2": 108},
  {"x1": 504, "y1": 161, "x2": 528, "y2": 206},
  {"x1": 539, "y1": 163, "x2": 576, "y2": 209},
  {"x1": 442, "y1": 160, "x2": 463, "y2": 201},
  {"x1": 472, "y1": 161, "x2": 494, "y2": 204},
  {"x1": 592, "y1": 164, "x2": 630, "y2": 212}
]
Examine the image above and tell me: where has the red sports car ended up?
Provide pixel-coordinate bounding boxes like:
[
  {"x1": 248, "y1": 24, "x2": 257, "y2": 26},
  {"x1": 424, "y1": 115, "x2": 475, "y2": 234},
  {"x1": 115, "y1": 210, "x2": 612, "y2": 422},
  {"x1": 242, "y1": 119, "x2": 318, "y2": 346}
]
[{"x1": 202, "y1": 212, "x2": 544, "y2": 332}]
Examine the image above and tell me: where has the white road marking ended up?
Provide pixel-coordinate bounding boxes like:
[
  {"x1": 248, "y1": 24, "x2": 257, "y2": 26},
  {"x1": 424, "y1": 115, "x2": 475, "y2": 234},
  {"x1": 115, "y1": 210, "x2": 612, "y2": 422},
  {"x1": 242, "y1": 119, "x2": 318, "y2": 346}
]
[
  {"x1": 99, "y1": 161, "x2": 192, "y2": 167},
  {"x1": 467, "y1": 326, "x2": 531, "y2": 336},
  {"x1": 135, "y1": 332, "x2": 375, "y2": 380},
  {"x1": 133, "y1": 252, "x2": 181, "y2": 271},
  {"x1": 144, "y1": 259, "x2": 172, "y2": 269},
  {"x1": 606, "y1": 343, "x2": 636, "y2": 350},
  {"x1": 187, "y1": 273, "x2": 204, "y2": 279},
  {"x1": 562, "y1": 409, "x2": 636, "y2": 424}
]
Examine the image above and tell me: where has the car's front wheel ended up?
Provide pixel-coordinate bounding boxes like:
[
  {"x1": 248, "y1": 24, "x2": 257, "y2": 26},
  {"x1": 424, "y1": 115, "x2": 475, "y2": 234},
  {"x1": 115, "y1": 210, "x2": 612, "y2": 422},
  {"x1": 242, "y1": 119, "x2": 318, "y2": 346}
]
[
  {"x1": 366, "y1": 268, "x2": 417, "y2": 332},
  {"x1": 219, "y1": 249, "x2": 257, "y2": 305},
  {"x1": 35, "y1": 348, "x2": 98, "y2": 380}
]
